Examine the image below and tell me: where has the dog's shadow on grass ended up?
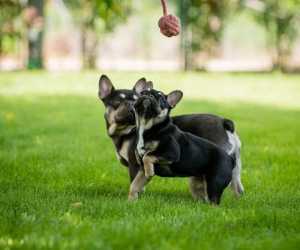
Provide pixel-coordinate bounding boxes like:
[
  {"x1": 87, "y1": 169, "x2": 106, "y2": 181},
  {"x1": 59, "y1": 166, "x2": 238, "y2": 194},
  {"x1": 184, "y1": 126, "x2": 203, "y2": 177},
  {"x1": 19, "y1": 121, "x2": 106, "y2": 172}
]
[
  {"x1": 67, "y1": 183, "x2": 193, "y2": 203},
  {"x1": 142, "y1": 189, "x2": 193, "y2": 202},
  {"x1": 67, "y1": 183, "x2": 128, "y2": 199}
]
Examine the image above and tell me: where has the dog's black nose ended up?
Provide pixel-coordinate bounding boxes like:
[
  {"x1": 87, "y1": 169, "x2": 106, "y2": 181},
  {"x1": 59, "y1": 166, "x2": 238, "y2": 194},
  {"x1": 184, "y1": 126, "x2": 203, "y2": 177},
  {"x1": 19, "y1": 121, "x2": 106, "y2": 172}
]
[{"x1": 143, "y1": 99, "x2": 151, "y2": 109}]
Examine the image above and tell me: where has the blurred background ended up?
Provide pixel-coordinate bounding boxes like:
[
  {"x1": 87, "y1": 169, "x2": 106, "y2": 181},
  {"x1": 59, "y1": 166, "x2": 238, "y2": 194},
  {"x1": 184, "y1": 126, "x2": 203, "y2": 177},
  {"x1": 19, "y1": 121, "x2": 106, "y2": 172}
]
[
  {"x1": 1, "y1": 0, "x2": 300, "y2": 73},
  {"x1": 1, "y1": 3, "x2": 300, "y2": 248}
]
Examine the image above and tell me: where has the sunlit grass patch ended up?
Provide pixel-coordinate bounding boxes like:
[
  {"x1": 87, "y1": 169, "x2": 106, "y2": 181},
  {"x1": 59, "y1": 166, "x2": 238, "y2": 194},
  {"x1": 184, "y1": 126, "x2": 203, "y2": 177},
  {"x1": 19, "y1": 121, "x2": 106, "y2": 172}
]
[
  {"x1": 1, "y1": 71, "x2": 300, "y2": 109},
  {"x1": 0, "y1": 72, "x2": 300, "y2": 250}
]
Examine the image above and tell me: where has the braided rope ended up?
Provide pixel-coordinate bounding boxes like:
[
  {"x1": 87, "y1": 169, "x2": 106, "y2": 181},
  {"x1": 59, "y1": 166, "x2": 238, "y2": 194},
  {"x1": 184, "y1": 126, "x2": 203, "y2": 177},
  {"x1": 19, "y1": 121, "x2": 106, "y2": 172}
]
[{"x1": 158, "y1": 0, "x2": 181, "y2": 37}]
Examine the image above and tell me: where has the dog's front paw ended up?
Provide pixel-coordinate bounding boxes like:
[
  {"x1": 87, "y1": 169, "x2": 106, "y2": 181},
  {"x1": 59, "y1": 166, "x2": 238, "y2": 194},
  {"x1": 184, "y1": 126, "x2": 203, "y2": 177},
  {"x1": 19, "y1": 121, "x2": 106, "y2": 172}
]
[
  {"x1": 144, "y1": 169, "x2": 155, "y2": 178},
  {"x1": 128, "y1": 192, "x2": 139, "y2": 201}
]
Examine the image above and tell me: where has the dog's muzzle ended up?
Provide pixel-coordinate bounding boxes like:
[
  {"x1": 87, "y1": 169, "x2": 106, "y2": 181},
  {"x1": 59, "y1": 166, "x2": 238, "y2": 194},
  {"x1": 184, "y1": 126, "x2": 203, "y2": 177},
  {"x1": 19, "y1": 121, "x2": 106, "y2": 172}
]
[
  {"x1": 143, "y1": 99, "x2": 151, "y2": 109},
  {"x1": 135, "y1": 96, "x2": 160, "y2": 116},
  {"x1": 115, "y1": 102, "x2": 135, "y2": 123}
]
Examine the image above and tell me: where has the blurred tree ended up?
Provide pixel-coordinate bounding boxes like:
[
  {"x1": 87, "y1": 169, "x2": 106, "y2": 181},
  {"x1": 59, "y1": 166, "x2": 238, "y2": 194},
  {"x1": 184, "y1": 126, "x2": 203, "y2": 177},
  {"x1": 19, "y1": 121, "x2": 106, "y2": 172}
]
[
  {"x1": 66, "y1": 0, "x2": 131, "y2": 69},
  {"x1": 23, "y1": 0, "x2": 44, "y2": 69},
  {"x1": 177, "y1": 0, "x2": 240, "y2": 70},
  {"x1": 245, "y1": 0, "x2": 300, "y2": 71},
  {"x1": 0, "y1": 0, "x2": 22, "y2": 56}
]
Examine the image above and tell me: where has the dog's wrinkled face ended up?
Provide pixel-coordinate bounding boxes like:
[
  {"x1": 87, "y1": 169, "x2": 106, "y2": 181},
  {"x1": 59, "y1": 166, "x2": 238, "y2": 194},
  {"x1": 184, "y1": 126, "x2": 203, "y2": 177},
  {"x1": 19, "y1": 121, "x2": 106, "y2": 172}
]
[
  {"x1": 98, "y1": 75, "x2": 153, "y2": 136},
  {"x1": 134, "y1": 88, "x2": 183, "y2": 130}
]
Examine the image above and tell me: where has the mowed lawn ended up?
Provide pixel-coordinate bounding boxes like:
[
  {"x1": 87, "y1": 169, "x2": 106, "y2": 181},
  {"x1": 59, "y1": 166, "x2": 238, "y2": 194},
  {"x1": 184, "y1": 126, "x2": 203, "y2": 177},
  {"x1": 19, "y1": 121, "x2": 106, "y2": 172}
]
[{"x1": 0, "y1": 71, "x2": 300, "y2": 250}]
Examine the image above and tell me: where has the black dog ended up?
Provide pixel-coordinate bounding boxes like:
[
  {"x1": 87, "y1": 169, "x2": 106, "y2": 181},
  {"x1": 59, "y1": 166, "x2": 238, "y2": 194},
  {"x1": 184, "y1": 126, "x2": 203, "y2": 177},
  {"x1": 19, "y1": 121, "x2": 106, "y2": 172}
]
[
  {"x1": 133, "y1": 88, "x2": 235, "y2": 204},
  {"x1": 98, "y1": 75, "x2": 244, "y2": 200}
]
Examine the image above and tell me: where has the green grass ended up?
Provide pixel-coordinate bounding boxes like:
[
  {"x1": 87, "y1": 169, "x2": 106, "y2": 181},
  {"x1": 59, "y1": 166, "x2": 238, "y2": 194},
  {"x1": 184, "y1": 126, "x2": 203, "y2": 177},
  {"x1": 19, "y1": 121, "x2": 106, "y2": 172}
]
[{"x1": 0, "y1": 71, "x2": 300, "y2": 250}]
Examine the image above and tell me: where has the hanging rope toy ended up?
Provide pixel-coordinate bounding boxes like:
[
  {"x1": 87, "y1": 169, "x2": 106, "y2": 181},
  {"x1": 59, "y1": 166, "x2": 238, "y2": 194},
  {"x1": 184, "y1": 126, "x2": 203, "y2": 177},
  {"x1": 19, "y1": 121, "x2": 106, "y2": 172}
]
[{"x1": 158, "y1": 0, "x2": 180, "y2": 37}]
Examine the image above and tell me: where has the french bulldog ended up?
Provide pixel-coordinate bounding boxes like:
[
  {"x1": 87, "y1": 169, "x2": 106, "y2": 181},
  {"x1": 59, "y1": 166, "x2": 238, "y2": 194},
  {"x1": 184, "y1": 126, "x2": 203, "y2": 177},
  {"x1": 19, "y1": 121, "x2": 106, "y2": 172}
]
[
  {"x1": 98, "y1": 75, "x2": 244, "y2": 200},
  {"x1": 133, "y1": 88, "x2": 235, "y2": 204}
]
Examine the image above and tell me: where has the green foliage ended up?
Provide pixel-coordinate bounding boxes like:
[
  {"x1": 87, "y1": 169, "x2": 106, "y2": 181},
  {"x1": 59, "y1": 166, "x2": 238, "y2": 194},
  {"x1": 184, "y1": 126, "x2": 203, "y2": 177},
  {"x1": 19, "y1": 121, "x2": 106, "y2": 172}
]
[
  {"x1": 0, "y1": 71, "x2": 300, "y2": 249},
  {"x1": 0, "y1": 0, "x2": 23, "y2": 54},
  {"x1": 66, "y1": 0, "x2": 132, "y2": 33},
  {"x1": 180, "y1": 0, "x2": 239, "y2": 51},
  {"x1": 177, "y1": 0, "x2": 241, "y2": 69},
  {"x1": 65, "y1": 0, "x2": 132, "y2": 69},
  {"x1": 0, "y1": 0, "x2": 21, "y2": 30},
  {"x1": 245, "y1": 0, "x2": 300, "y2": 70}
]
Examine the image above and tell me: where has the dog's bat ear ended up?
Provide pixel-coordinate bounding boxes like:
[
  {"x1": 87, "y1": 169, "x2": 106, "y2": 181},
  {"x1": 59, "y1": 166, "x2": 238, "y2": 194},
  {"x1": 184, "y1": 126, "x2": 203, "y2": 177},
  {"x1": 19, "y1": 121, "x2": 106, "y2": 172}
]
[
  {"x1": 167, "y1": 90, "x2": 183, "y2": 108},
  {"x1": 133, "y1": 78, "x2": 153, "y2": 94},
  {"x1": 147, "y1": 81, "x2": 154, "y2": 89},
  {"x1": 99, "y1": 75, "x2": 114, "y2": 99}
]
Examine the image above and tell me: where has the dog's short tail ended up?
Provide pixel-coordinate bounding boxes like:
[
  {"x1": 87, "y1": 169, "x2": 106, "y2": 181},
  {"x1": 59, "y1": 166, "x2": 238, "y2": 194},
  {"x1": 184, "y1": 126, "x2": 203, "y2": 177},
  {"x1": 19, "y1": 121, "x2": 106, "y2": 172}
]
[{"x1": 223, "y1": 119, "x2": 235, "y2": 133}]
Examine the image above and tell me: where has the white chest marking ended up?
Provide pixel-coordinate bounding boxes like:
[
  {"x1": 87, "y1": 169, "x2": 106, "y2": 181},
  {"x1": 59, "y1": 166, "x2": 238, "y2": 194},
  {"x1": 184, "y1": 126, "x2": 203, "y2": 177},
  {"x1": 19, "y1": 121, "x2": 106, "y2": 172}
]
[
  {"x1": 137, "y1": 120, "x2": 145, "y2": 156},
  {"x1": 119, "y1": 140, "x2": 130, "y2": 162},
  {"x1": 137, "y1": 120, "x2": 160, "y2": 157},
  {"x1": 136, "y1": 111, "x2": 167, "y2": 157}
]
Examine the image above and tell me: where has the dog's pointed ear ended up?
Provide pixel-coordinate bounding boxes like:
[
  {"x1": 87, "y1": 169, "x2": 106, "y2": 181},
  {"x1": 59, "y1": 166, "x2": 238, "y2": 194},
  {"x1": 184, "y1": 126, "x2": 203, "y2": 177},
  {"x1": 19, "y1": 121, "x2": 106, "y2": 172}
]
[
  {"x1": 146, "y1": 81, "x2": 154, "y2": 89},
  {"x1": 133, "y1": 78, "x2": 153, "y2": 95},
  {"x1": 99, "y1": 75, "x2": 114, "y2": 99},
  {"x1": 167, "y1": 90, "x2": 183, "y2": 108}
]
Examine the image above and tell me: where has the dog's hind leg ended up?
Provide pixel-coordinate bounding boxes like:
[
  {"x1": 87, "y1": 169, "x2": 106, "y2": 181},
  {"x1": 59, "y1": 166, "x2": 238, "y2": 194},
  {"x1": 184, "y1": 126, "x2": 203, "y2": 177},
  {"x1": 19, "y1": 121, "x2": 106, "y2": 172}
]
[
  {"x1": 128, "y1": 170, "x2": 151, "y2": 201},
  {"x1": 189, "y1": 176, "x2": 208, "y2": 202}
]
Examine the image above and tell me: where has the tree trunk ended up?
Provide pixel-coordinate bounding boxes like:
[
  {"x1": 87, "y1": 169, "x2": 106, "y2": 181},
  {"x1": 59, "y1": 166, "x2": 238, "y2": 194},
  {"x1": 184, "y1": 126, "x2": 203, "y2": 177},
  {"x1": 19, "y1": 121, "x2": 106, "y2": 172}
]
[
  {"x1": 0, "y1": 34, "x2": 2, "y2": 56},
  {"x1": 81, "y1": 27, "x2": 98, "y2": 69},
  {"x1": 272, "y1": 28, "x2": 280, "y2": 71},
  {"x1": 81, "y1": 26, "x2": 87, "y2": 69},
  {"x1": 86, "y1": 30, "x2": 98, "y2": 69},
  {"x1": 274, "y1": 15, "x2": 294, "y2": 72},
  {"x1": 27, "y1": 0, "x2": 44, "y2": 69},
  {"x1": 179, "y1": 0, "x2": 193, "y2": 70}
]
